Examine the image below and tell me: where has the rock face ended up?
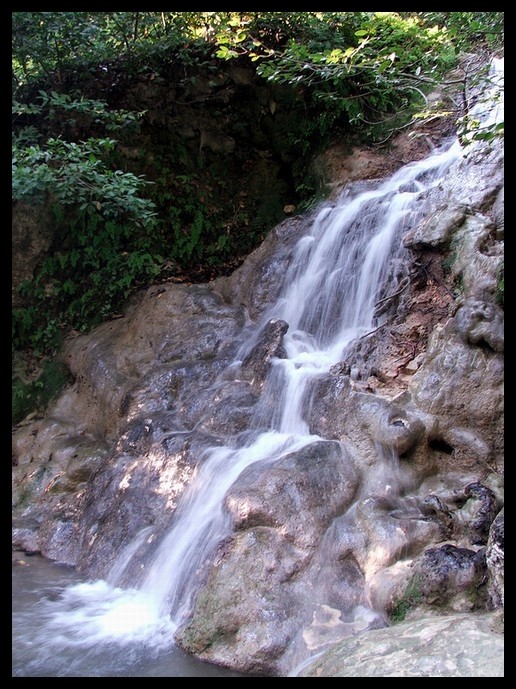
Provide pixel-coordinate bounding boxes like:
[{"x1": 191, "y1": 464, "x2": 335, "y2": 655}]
[
  {"x1": 299, "y1": 612, "x2": 504, "y2": 677},
  {"x1": 12, "y1": 92, "x2": 503, "y2": 674},
  {"x1": 486, "y1": 508, "x2": 504, "y2": 609},
  {"x1": 176, "y1": 441, "x2": 362, "y2": 675}
]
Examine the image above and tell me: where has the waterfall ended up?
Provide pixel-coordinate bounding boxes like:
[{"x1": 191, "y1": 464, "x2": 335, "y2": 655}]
[
  {"x1": 110, "y1": 137, "x2": 463, "y2": 633},
  {"x1": 15, "y1": 56, "x2": 502, "y2": 676},
  {"x1": 22, "y1": 141, "x2": 464, "y2": 659}
]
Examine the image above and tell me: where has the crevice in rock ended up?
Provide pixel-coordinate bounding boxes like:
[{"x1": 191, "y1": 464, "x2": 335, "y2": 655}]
[{"x1": 428, "y1": 438, "x2": 454, "y2": 455}]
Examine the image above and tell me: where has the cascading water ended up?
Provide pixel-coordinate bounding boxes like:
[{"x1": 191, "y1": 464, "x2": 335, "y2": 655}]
[
  {"x1": 12, "y1": 142, "x2": 461, "y2": 676},
  {"x1": 122, "y1": 140, "x2": 464, "y2": 630},
  {"x1": 12, "y1": 57, "x2": 503, "y2": 678}
]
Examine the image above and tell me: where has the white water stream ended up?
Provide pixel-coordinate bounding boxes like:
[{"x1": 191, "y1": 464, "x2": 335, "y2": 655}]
[
  {"x1": 133, "y1": 139, "x2": 463, "y2": 630},
  {"x1": 12, "y1": 57, "x2": 503, "y2": 677}
]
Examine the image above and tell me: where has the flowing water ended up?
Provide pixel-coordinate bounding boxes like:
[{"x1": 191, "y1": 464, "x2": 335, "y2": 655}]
[
  {"x1": 12, "y1": 58, "x2": 503, "y2": 678},
  {"x1": 12, "y1": 553, "x2": 247, "y2": 677},
  {"x1": 132, "y1": 139, "x2": 464, "y2": 630}
]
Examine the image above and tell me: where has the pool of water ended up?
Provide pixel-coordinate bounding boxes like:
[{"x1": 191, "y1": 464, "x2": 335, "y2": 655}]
[{"x1": 12, "y1": 552, "x2": 249, "y2": 677}]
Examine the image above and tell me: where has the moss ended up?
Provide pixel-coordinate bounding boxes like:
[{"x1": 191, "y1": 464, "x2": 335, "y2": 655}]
[
  {"x1": 496, "y1": 264, "x2": 504, "y2": 308},
  {"x1": 389, "y1": 576, "x2": 423, "y2": 624},
  {"x1": 440, "y1": 253, "x2": 455, "y2": 275},
  {"x1": 452, "y1": 273, "x2": 465, "y2": 298},
  {"x1": 12, "y1": 377, "x2": 34, "y2": 426},
  {"x1": 12, "y1": 357, "x2": 72, "y2": 425},
  {"x1": 14, "y1": 463, "x2": 47, "y2": 503},
  {"x1": 465, "y1": 581, "x2": 488, "y2": 609},
  {"x1": 389, "y1": 597, "x2": 411, "y2": 624}
]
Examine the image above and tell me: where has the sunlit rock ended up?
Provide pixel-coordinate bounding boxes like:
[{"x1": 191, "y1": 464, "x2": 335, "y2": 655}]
[{"x1": 486, "y1": 507, "x2": 504, "y2": 610}]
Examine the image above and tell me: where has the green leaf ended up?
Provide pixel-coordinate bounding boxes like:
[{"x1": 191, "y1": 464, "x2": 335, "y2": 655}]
[{"x1": 378, "y1": 60, "x2": 391, "y2": 73}]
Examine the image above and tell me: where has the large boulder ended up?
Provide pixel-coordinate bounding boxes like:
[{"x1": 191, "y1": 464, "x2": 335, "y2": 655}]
[{"x1": 176, "y1": 440, "x2": 362, "y2": 675}]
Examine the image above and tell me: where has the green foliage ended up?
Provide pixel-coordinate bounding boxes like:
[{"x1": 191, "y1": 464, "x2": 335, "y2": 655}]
[
  {"x1": 415, "y1": 12, "x2": 504, "y2": 51},
  {"x1": 12, "y1": 91, "x2": 152, "y2": 214},
  {"x1": 12, "y1": 12, "x2": 262, "y2": 91},
  {"x1": 457, "y1": 115, "x2": 504, "y2": 147},
  {"x1": 407, "y1": 13, "x2": 504, "y2": 148},
  {"x1": 12, "y1": 89, "x2": 161, "y2": 354},
  {"x1": 13, "y1": 134, "x2": 156, "y2": 224},
  {"x1": 440, "y1": 253, "x2": 455, "y2": 276},
  {"x1": 452, "y1": 273, "x2": 465, "y2": 299},
  {"x1": 12, "y1": 11, "x2": 504, "y2": 363},
  {"x1": 12, "y1": 208, "x2": 162, "y2": 354},
  {"x1": 251, "y1": 13, "x2": 459, "y2": 144},
  {"x1": 12, "y1": 12, "x2": 191, "y2": 88},
  {"x1": 12, "y1": 377, "x2": 33, "y2": 426},
  {"x1": 150, "y1": 158, "x2": 258, "y2": 267},
  {"x1": 210, "y1": 12, "x2": 503, "y2": 150}
]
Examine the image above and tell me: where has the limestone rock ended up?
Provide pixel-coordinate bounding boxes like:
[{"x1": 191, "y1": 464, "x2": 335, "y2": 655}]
[
  {"x1": 403, "y1": 203, "x2": 468, "y2": 250},
  {"x1": 486, "y1": 508, "x2": 504, "y2": 609},
  {"x1": 299, "y1": 612, "x2": 503, "y2": 677}
]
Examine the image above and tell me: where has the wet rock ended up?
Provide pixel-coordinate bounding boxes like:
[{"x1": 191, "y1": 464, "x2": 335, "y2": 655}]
[
  {"x1": 491, "y1": 186, "x2": 504, "y2": 239},
  {"x1": 225, "y1": 440, "x2": 359, "y2": 547},
  {"x1": 413, "y1": 473, "x2": 502, "y2": 548},
  {"x1": 368, "y1": 404, "x2": 425, "y2": 457},
  {"x1": 240, "y1": 318, "x2": 289, "y2": 391},
  {"x1": 409, "y1": 324, "x2": 504, "y2": 473},
  {"x1": 364, "y1": 560, "x2": 415, "y2": 616},
  {"x1": 305, "y1": 372, "x2": 354, "y2": 439},
  {"x1": 11, "y1": 60, "x2": 504, "y2": 679},
  {"x1": 486, "y1": 508, "x2": 504, "y2": 609},
  {"x1": 451, "y1": 141, "x2": 504, "y2": 211},
  {"x1": 13, "y1": 417, "x2": 80, "y2": 471},
  {"x1": 39, "y1": 518, "x2": 82, "y2": 565},
  {"x1": 457, "y1": 482, "x2": 499, "y2": 545},
  {"x1": 181, "y1": 380, "x2": 258, "y2": 435},
  {"x1": 177, "y1": 441, "x2": 364, "y2": 675},
  {"x1": 177, "y1": 517, "x2": 383, "y2": 677},
  {"x1": 176, "y1": 526, "x2": 304, "y2": 676},
  {"x1": 12, "y1": 427, "x2": 110, "y2": 558},
  {"x1": 12, "y1": 519, "x2": 40, "y2": 554},
  {"x1": 409, "y1": 543, "x2": 488, "y2": 611},
  {"x1": 118, "y1": 360, "x2": 226, "y2": 421},
  {"x1": 60, "y1": 332, "x2": 134, "y2": 439},
  {"x1": 54, "y1": 284, "x2": 246, "y2": 439},
  {"x1": 403, "y1": 202, "x2": 468, "y2": 250},
  {"x1": 411, "y1": 493, "x2": 454, "y2": 542},
  {"x1": 450, "y1": 213, "x2": 503, "y2": 303},
  {"x1": 213, "y1": 215, "x2": 305, "y2": 321},
  {"x1": 74, "y1": 428, "x2": 217, "y2": 580},
  {"x1": 152, "y1": 286, "x2": 245, "y2": 365},
  {"x1": 353, "y1": 495, "x2": 441, "y2": 580},
  {"x1": 307, "y1": 377, "x2": 425, "y2": 468}
]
